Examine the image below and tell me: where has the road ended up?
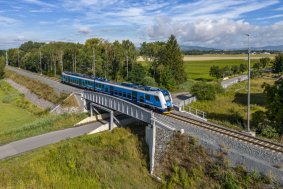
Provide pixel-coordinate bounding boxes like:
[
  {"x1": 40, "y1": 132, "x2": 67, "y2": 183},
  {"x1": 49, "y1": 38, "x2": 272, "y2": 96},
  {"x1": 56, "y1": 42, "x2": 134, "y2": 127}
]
[
  {"x1": 221, "y1": 75, "x2": 248, "y2": 88},
  {"x1": 0, "y1": 121, "x2": 106, "y2": 160},
  {"x1": 6, "y1": 66, "x2": 82, "y2": 94}
]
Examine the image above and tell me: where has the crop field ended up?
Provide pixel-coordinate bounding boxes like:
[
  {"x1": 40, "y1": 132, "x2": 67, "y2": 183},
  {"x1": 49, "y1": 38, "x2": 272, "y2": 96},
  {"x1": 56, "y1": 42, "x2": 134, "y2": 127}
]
[
  {"x1": 183, "y1": 54, "x2": 275, "y2": 61},
  {"x1": 137, "y1": 54, "x2": 275, "y2": 62},
  {"x1": 184, "y1": 59, "x2": 257, "y2": 80}
]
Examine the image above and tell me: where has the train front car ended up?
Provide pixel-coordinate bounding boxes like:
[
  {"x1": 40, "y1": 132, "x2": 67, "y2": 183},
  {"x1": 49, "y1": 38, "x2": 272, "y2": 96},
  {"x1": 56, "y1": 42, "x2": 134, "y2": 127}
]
[{"x1": 159, "y1": 89, "x2": 173, "y2": 114}]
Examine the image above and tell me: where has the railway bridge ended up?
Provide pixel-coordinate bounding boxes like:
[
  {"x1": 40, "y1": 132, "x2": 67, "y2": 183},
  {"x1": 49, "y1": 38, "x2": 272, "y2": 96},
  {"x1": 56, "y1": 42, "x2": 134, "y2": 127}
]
[{"x1": 82, "y1": 90, "x2": 176, "y2": 174}]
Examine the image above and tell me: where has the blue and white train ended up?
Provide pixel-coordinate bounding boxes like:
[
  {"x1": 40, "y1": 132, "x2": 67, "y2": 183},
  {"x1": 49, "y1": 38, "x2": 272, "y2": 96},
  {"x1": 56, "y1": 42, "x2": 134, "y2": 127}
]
[{"x1": 61, "y1": 71, "x2": 173, "y2": 113}]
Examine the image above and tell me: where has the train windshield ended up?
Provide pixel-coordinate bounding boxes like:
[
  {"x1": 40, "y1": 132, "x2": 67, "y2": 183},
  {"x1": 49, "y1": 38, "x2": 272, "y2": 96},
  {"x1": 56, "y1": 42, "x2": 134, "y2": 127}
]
[{"x1": 164, "y1": 95, "x2": 170, "y2": 101}]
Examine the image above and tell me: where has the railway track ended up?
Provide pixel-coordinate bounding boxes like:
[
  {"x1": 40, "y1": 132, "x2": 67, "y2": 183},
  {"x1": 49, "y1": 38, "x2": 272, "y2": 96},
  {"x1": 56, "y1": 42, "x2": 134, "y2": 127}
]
[{"x1": 167, "y1": 113, "x2": 283, "y2": 154}]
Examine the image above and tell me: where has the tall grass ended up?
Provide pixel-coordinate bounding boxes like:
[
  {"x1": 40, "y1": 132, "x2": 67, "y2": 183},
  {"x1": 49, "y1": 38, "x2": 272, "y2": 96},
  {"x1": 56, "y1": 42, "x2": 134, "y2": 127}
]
[
  {"x1": 158, "y1": 133, "x2": 278, "y2": 189},
  {"x1": 0, "y1": 128, "x2": 160, "y2": 188}
]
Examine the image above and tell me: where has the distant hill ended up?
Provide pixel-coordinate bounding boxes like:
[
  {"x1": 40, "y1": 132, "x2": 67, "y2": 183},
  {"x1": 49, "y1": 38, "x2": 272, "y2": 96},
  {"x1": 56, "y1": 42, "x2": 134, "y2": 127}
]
[
  {"x1": 181, "y1": 45, "x2": 283, "y2": 52},
  {"x1": 180, "y1": 45, "x2": 219, "y2": 51},
  {"x1": 251, "y1": 45, "x2": 283, "y2": 51}
]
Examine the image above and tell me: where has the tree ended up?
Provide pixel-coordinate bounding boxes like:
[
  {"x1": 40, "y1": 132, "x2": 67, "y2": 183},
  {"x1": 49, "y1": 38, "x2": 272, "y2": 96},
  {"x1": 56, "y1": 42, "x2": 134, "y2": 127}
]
[
  {"x1": 272, "y1": 54, "x2": 283, "y2": 73},
  {"x1": 191, "y1": 82, "x2": 217, "y2": 100},
  {"x1": 128, "y1": 63, "x2": 147, "y2": 84},
  {"x1": 263, "y1": 78, "x2": 283, "y2": 134},
  {"x1": 209, "y1": 65, "x2": 222, "y2": 79},
  {"x1": 231, "y1": 65, "x2": 240, "y2": 75},
  {"x1": 0, "y1": 56, "x2": 5, "y2": 79},
  {"x1": 259, "y1": 57, "x2": 270, "y2": 68},
  {"x1": 156, "y1": 35, "x2": 187, "y2": 89},
  {"x1": 239, "y1": 63, "x2": 247, "y2": 73}
]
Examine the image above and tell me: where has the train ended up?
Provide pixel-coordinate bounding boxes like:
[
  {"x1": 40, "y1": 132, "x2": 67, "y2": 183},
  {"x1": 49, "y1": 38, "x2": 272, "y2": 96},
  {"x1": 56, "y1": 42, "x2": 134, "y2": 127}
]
[{"x1": 61, "y1": 71, "x2": 173, "y2": 113}]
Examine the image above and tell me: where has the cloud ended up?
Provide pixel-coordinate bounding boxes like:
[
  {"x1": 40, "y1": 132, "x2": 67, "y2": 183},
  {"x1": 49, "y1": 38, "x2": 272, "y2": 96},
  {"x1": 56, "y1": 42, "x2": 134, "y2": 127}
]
[
  {"x1": 23, "y1": 0, "x2": 55, "y2": 7},
  {"x1": 0, "y1": 16, "x2": 18, "y2": 25},
  {"x1": 77, "y1": 25, "x2": 91, "y2": 35}
]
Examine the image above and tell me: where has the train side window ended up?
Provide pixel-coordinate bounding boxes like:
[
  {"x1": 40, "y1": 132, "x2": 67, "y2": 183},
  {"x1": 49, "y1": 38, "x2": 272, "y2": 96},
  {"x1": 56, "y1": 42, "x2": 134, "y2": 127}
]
[
  {"x1": 140, "y1": 96, "x2": 144, "y2": 102},
  {"x1": 95, "y1": 83, "x2": 98, "y2": 88},
  {"x1": 127, "y1": 93, "x2": 131, "y2": 98},
  {"x1": 123, "y1": 92, "x2": 126, "y2": 97},
  {"x1": 154, "y1": 96, "x2": 160, "y2": 101},
  {"x1": 105, "y1": 88, "x2": 108, "y2": 92},
  {"x1": 145, "y1": 95, "x2": 150, "y2": 101},
  {"x1": 118, "y1": 91, "x2": 122, "y2": 96},
  {"x1": 114, "y1": 90, "x2": 117, "y2": 95},
  {"x1": 102, "y1": 84, "x2": 104, "y2": 89}
]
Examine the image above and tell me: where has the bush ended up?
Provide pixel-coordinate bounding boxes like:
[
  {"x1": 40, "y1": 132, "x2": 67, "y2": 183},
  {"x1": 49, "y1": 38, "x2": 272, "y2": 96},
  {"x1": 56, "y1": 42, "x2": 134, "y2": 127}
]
[{"x1": 191, "y1": 82, "x2": 224, "y2": 100}]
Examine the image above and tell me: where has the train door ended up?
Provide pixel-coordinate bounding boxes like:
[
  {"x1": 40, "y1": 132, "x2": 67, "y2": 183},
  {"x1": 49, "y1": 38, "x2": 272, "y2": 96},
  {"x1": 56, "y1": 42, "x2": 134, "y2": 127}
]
[
  {"x1": 110, "y1": 86, "x2": 114, "y2": 95},
  {"x1": 132, "y1": 91, "x2": 137, "y2": 103}
]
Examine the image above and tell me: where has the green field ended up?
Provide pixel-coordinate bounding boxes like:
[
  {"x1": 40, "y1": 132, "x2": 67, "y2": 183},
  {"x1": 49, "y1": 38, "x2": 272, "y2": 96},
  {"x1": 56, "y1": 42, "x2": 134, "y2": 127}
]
[
  {"x1": 189, "y1": 77, "x2": 275, "y2": 131},
  {"x1": 0, "y1": 80, "x2": 39, "y2": 132},
  {"x1": 0, "y1": 128, "x2": 160, "y2": 188},
  {"x1": 184, "y1": 59, "x2": 257, "y2": 80},
  {"x1": 0, "y1": 80, "x2": 87, "y2": 144}
]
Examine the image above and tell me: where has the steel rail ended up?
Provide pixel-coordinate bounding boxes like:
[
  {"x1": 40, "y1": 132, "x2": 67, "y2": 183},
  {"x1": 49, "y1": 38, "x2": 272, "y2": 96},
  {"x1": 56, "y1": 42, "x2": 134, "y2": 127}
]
[{"x1": 167, "y1": 113, "x2": 283, "y2": 154}]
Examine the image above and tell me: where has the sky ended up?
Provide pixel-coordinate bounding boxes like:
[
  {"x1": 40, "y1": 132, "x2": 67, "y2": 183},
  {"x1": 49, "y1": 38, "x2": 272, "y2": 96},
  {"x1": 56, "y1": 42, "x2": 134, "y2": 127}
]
[{"x1": 0, "y1": 0, "x2": 283, "y2": 49}]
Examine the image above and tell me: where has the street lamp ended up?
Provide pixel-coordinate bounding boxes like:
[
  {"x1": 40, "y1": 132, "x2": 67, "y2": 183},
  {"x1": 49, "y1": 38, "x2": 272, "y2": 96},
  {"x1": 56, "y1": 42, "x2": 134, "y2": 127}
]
[{"x1": 246, "y1": 34, "x2": 251, "y2": 133}]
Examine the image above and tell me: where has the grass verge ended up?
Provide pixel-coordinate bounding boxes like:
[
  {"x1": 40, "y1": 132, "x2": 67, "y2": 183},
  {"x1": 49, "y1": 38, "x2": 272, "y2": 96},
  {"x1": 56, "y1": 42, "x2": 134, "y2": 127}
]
[
  {"x1": 5, "y1": 70, "x2": 68, "y2": 104},
  {"x1": 0, "y1": 80, "x2": 46, "y2": 131},
  {"x1": 0, "y1": 128, "x2": 160, "y2": 189},
  {"x1": 0, "y1": 113, "x2": 87, "y2": 145}
]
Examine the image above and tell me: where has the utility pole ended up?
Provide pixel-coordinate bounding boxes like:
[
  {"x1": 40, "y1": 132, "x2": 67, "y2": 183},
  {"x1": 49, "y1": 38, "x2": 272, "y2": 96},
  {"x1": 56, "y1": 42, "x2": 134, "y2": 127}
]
[
  {"x1": 105, "y1": 47, "x2": 107, "y2": 79},
  {"x1": 5, "y1": 51, "x2": 8, "y2": 66},
  {"x1": 40, "y1": 51, "x2": 42, "y2": 75},
  {"x1": 74, "y1": 53, "x2": 77, "y2": 73},
  {"x1": 126, "y1": 50, "x2": 129, "y2": 79},
  {"x1": 246, "y1": 34, "x2": 251, "y2": 133},
  {"x1": 92, "y1": 47, "x2": 96, "y2": 77},
  {"x1": 17, "y1": 49, "x2": 20, "y2": 68}
]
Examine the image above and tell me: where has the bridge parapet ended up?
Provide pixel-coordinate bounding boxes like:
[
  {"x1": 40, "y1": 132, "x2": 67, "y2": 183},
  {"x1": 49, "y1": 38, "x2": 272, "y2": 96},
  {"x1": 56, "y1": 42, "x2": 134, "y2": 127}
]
[{"x1": 82, "y1": 91, "x2": 153, "y2": 123}]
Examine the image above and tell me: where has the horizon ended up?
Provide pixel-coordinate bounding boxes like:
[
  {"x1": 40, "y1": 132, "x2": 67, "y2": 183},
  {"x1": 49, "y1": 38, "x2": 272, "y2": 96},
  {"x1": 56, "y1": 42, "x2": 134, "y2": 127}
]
[{"x1": 1, "y1": 0, "x2": 283, "y2": 49}]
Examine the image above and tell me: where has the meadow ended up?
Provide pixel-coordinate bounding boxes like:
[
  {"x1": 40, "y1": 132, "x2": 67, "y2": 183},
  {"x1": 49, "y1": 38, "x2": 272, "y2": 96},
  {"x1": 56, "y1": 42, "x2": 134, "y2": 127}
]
[
  {"x1": 184, "y1": 59, "x2": 257, "y2": 80},
  {"x1": 189, "y1": 76, "x2": 275, "y2": 131}
]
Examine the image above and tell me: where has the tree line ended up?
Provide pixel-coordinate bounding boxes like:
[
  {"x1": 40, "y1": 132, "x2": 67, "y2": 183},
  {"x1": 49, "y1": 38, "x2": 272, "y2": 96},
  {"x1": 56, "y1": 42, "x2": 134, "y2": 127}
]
[{"x1": 1, "y1": 35, "x2": 187, "y2": 90}]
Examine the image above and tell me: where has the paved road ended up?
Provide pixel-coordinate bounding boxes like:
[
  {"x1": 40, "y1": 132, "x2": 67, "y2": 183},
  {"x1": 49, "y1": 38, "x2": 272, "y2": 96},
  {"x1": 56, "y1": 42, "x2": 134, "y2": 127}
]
[
  {"x1": 0, "y1": 121, "x2": 106, "y2": 160},
  {"x1": 6, "y1": 66, "x2": 82, "y2": 94},
  {"x1": 221, "y1": 75, "x2": 248, "y2": 88}
]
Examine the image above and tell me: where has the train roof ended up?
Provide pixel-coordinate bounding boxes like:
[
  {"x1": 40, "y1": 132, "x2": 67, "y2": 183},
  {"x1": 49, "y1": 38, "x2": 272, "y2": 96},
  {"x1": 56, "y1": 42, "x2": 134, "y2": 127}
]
[{"x1": 62, "y1": 71, "x2": 169, "y2": 93}]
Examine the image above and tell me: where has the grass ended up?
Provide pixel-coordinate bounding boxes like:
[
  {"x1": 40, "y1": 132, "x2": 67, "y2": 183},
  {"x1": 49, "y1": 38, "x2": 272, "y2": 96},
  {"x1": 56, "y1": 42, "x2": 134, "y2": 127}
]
[
  {"x1": 0, "y1": 127, "x2": 160, "y2": 189},
  {"x1": 61, "y1": 94, "x2": 79, "y2": 108},
  {"x1": 5, "y1": 70, "x2": 68, "y2": 104},
  {"x1": 0, "y1": 80, "x2": 44, "y2": 132},
  {"x1": 184, "y1": 59, "x2": 257, "y2": 80},
  {"x1": 189, "y1": 76, "x2": 275, "y2": 130},
  {"x1": 158, "y1": 133, "x2": 279, "y2": 189},
  {"x1": 0, "y1": 113, "x2": 87, "y2": 145}
]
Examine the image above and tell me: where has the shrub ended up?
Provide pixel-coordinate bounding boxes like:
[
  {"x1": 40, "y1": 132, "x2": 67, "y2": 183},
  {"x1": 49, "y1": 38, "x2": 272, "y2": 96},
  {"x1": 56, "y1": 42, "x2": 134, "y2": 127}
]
[{"x1": 191, "y1": 82, "x2": 224, "y2": 100}]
